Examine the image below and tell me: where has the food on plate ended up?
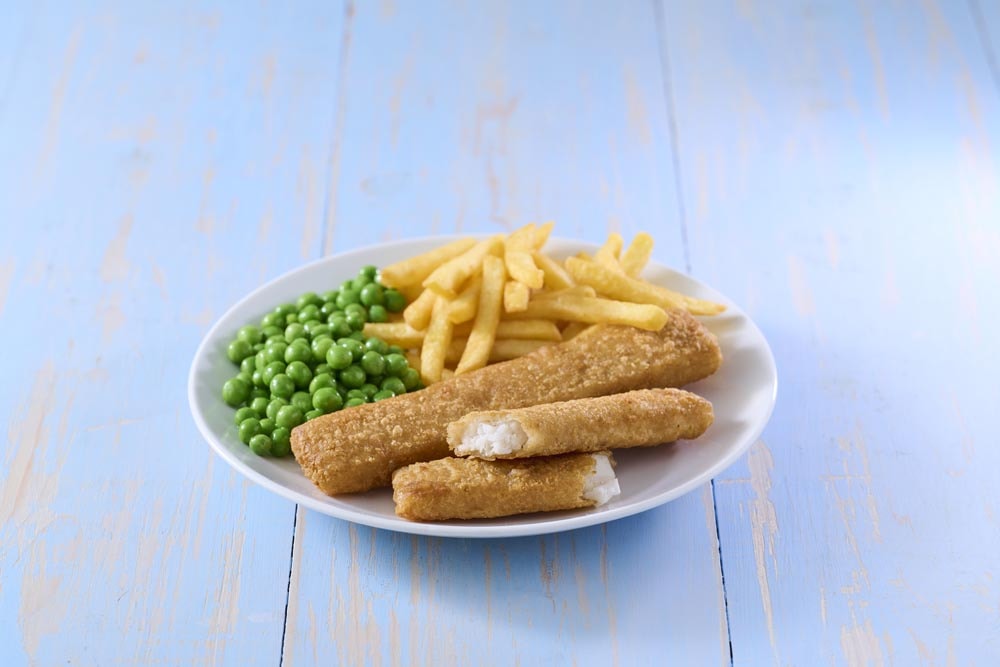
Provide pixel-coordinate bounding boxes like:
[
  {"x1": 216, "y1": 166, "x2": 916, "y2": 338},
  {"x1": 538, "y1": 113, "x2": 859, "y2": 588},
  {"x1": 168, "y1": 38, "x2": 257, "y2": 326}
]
[
  {"x1": 290, "y1": 312, "x2": 722, "y2": 495},
  {"x1": 219, "y1": 265, "x2": 422, "y2": 457},
  {"x1": 447, "y1": 388, "x2": 713, "y2": 460},
  {"x1": 392, "y1": 452, "x2": 620, "y2": 521}
]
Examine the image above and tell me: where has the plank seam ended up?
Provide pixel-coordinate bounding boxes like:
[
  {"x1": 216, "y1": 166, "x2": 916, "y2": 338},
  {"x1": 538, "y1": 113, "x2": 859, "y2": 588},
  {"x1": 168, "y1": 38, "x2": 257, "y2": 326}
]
[
  {"x1": 652, "y1": 0, "x2": 692, "y2": 275},
  {"x1": 968, "y1": 0, "x2": 1000, "y2": 98},
  {"x1": 711, "y1": 479, "x2": 735, "y2": 667},
  {"x1": 278, "y1": 505, "x2": 299, "y2": 667}
]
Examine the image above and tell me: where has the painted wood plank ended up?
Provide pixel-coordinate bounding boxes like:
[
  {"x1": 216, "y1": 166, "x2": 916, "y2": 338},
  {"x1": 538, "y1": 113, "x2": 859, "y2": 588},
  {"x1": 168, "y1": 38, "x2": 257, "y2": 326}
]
[
  {"x1": 659, "y1": 0, "x2": 1000, "y2": 663},
  {"x1": 285, "y1": 2, "x2": 728, "y2": 665},
  {"x1": 0, "y1": 1, "x2": 344, "y2": 664}
]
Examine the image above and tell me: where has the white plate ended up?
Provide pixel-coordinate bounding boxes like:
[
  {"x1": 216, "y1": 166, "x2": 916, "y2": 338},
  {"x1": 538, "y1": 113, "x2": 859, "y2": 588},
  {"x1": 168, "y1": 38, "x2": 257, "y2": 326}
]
[{"x1": 188, "y1": 237, "x2": 777, "y2": 538}]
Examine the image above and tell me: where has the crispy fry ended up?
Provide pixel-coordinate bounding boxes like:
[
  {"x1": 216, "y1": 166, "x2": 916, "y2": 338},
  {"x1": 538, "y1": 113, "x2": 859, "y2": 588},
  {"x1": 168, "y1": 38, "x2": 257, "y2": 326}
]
[
  {"x1": 447, "y1": 275, "x2": 482, "y2": 324},
  {"x1": 403, "y1": 287, "x2": 437, "y2": 330},
  {"x1": 405, "y1": 350, "x2": 421, "y2": 369},
  {"x1": 533, "y1": 221, "x2": 554, "y2": 249},
  {"x1": 380, "y1": 238, "x2": 477, "y2": 288},
  {"x1": 423, "y1": 236, "x2": 502, "y2": 298},
  {"x1": 560, "y1": 322, "x2": 593, "y2": 340},
  {"x1": 447, "y1": 337, "x2": 555, "y2": 364},
  {"x1": 420, "y1": 296, "x2": 454, "y2": 384},
  {"x1": 533, "y1": 251, "x2": 574, "y2": 290},
  {"x1": 455, "y1": 255, "x2": 506, "y2": 374},
  {"x1": 594, "y1": 233, "x2": 624, "y2": 271},
  {"x1": 506, "y1": 223, "x2": 537, "y2": 250},
  {"x1": 504, "y1": 248, "x2": 544, "y2": 288},
  {"x1": 620, "y1": 232, "x2": 654, "y2": 277},
  {"x1": 503, "y1": 280, "x2": 531, "y2": 313},
  {"x1": 532, "y1": 285, "x2": 597, "y2": 300},
  {"x1": 507, "y1": 294, "x2": 668, "y2": 330},
  {"x1": 454, "y1": 319, "x2": 562, "y2": 341},
  {"x1": 362, "y1": 322, "x2": 425, "y2": 347}
]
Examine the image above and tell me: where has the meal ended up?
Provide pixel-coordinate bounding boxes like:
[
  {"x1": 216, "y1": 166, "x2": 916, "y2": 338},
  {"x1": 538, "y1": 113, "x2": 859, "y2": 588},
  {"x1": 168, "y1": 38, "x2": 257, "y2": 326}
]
[{"x1": 219, "y1": 224, "x2": 726, "y2": 521}]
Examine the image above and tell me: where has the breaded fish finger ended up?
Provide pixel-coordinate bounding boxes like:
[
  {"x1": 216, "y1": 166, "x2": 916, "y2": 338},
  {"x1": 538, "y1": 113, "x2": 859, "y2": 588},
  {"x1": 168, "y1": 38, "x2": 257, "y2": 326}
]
[
  {"x1": 448, "y1": 388, "x2": 713, "y2": 460},
  {"x1": 291, "y1": 311, "x2": 722, "y2": 495},
  {"x1": 392, "y1": 452, "x2": 620, "y2": 521}
]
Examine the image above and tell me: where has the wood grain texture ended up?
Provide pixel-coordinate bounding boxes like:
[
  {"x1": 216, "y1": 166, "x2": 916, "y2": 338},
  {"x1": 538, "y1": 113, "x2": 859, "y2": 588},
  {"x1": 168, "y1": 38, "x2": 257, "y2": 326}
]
[
  {"x1": 0, "y1": 1, "x2": 343, "y2": 663},
  {"x1": 659, "y1": 0, "x2": 1000, "y2": 663}
]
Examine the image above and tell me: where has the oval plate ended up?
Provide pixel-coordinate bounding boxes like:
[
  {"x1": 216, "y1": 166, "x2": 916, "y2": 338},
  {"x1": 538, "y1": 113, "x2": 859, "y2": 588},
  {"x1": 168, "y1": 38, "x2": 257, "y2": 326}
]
[{"x1": 188, "y1": 237, "x2": 777, "y2": 538}]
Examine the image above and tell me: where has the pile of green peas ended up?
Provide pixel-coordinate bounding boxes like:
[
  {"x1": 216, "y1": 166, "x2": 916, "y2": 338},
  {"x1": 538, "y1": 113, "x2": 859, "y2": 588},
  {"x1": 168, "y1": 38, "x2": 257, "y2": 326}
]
[{"x1": 221, "y1": 265, "x2": 421, "y2": 457}]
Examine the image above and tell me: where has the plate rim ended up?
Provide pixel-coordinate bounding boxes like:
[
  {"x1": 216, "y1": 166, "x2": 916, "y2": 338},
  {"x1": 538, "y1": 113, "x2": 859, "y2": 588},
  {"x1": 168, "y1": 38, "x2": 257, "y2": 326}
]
[{"x1": 188, "y1": 235, "x2": 778, "y2": 538}]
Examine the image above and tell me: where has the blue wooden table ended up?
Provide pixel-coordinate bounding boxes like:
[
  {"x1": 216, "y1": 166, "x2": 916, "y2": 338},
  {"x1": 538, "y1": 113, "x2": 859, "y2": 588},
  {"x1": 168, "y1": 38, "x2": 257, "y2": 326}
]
[{"x1": 2, "y1": 1, "x2": 999, "y2": 665}]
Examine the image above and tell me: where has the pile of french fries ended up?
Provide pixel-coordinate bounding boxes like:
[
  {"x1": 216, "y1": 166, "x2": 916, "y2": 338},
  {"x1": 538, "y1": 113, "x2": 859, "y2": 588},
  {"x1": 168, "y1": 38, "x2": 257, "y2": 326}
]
[{"x1": 367, "y1": 223, "x2": 725, "y2": 385}]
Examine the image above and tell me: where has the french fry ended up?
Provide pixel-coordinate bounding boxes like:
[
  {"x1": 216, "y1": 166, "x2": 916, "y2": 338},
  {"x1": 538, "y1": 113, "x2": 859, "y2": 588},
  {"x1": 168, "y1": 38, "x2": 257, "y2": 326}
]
[
  {"x1": 423, "y1": 236, "x2": 502, "y2": 298},
  {"x1": 380, "y1": 238, "x2": 477, "y2": 288},
  {"x1": 405, "y1": 350, "x2": 421, "y2": 369},
  {"x1": 503, "y1": 280, "x2": 530, "y2": 313},
  {"x1": 533, "y1": 221, "x2": 554, "y2": 249},
  {"x1": 594, "y1": 233, "x2": 624, "y2": 270},
  {"x1": 455, "y1": 319, "x2": 562, "y2": 341},
  {"x1": 532, "y1": 285, "x2": 597, "y2": 300},
  {"x1": 533, "y1": 251, "x2": 574, "y2": 290},
  {"x1": 507, "y1": 294, "x2": 668, "y2": 331},
  {"x1": 620, "y1": 232, "x2": 654, "y2": 277},
  {"x1": 455, "y1": 255, "x2": 506, "y2": 374},
  {"x1": 420, "y1": 296, "x2": 454, "y2": 384},
  {"x1": 447, "y1": 276, "x2": 482, "y2": 324},
  {"x1": 447, "y1": 338, "x2": 555, "y2": 364},
  {"x1": 506, "y1": 223, "x2": 537, "y2": 250},
  {"x1": 504, "y1": 248, "x2": 544, "y2": 288},
  {"x1": 362, "y1": 322, "x2": 425, "y2": 347},
  {"x1": 565, "y1": 256, "x2": 725, "y2": 315},
  {"x1": 403, "y1": 287, "x2": 437, "y2": 330},
  {"x1": 560, "y1": 322, "x2": 593, "y2": 340}
]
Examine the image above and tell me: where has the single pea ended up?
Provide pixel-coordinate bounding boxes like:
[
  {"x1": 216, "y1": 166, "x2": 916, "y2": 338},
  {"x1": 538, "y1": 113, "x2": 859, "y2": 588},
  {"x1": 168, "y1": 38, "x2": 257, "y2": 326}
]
[
  {"x1": 372, "y1": 390, "x2": 395, "y2": 402},
  {"x1": 306, "y1": 321, "x2": 330, "y2": 338},
  {"x1": 275, "y1": 405, "x2": 304, "y2": 429},
  {"x1": 320, "y1": 302, "x2": 338, "y2": 318},
  {"x1": 237, "y1": 369, "x2": 253, "y2": 385},
  {"x1": 309, "y1": 373, "x2": 335, "y2": 393},
  {"x1": 346, "y1": 389, "x2": 367, "y2": 401},
  {"x1": 359, "y1": 383, "x2": 379, "y2": 399},
  {"x1": 351, "y1": 276, "x2": 370, "y2": 291},
  {"x1": 227, "y1": 339, "x2": 252, "y2": 364},
  {"x1": 383, "y1": 288, "x2": 406, "y2": 313},
  {"x1": 401, "y1": 367, "x2": 421, "y2": 391},
  {"x1": 360, "y1": 265, "x2": 378, "y2": 281},
  {"x1": 239, "y1": 356, "x2": 255, "y2": 377},
  {"x1": 348, "y1": 331, "x2": 365, "y2": 341},
  {"x1": 251, "y1": 369, "x2": 265, "y2": 387},
  {"x1": 361, "y1": 351, "x2": 386, "y2": 376},
  {"x1": 271, "y1": 427, "x2": 291, "y2": 457},
  {"x1": 322, "y1": 289, "x2": 339, "y2": 302},
  {"x1": 284, "y1": 322, "x2": 306, "y2": 343},
  {"x1": 312, "y1": 387, "x2": 343, "y2": 413},
  {"x1": 250, "y1": 387, "x2": 270, "y2": 400},
  {"x1": 344, "y1": 303, "x2": 366, "y2": 317},
  {"x1": 262, "y1": 324, "x2": 283, "y2": 339},
  {"x1": 290, "y1": 391, "x2": 313, "y2": 412},
  {"x1": 297, "y1": 292, "x2": 322, "y2": 309},
  {"x1": 250, "y1": 396, "x2": 270, "y2": 416},
  {"x1": 284, "y1": 312, "x2": 298, "y2": 324},
  {"x1": 261, "y1": 312, "x2": 284, "y2": 329},
  {"x1": 276, "y1": 303, "x2": 298, "y2": 317},
  {"x1": 266, "y1": 397, "x2": 288, "y2": 421},
  {"x1": 259, "y1": 417, "x2": 276, "y2": 435},
  {"x1": 359, "y1": 283, "x2": 384, "y2": 307},
  {"x1": 345, "y1": 310, "x2": 367, "y2": 331},
  {"x1": 368, "y1": 305, "x2": 388, "y2": 323},
  {"x1": 336, "y1": 288, "x2": 361, "y2": 309},
  {"x1": 339, "y1": 364, "x2": 366, "y2": 388},
  {"x1": 298, "y1": 304, "x2": 320, "y2": 323},
  {"x1": 238, "y1": 418, "x2": 261, "y2": 445},
  {"x1": 364, "y1": 337, "x2": 389, "y2": 354},
  {"x1": 381, "y1": 377, "x2": 407, "y2": 396},
  {"x1": 336, "y1": 385, "x2": 350, "y2": 401},
  {"x1": 237, "y1": 325, "x2": 262, "y2": 345},
  {"x1": 384, "y1": 353, "x2": 409, "y2": 377},
  {"x1": 336, "y1": 338, "x2": 365, "y2": 361},
  {"x1": 249, "y1": 433, "x2": 273, "y2": 456},
  {"x1": 304, "y1": 409, "x2": 323, "y2": 421},
  {"x1": 284, "y1": 340, "x2": 313, "y2": 364},
  {"x1": 326, "y1": 344, "x2": 353, "y2": 370},
  {"x1": 328, "y1": 318, "x2": 353, "y2": 338},
  {"x1": 222, "y1": 377, "x2": 250, "y2": 407},
  {"x1": 262, "y1": 361, "x2": 287, "y2": 385},
  {"x1": 234, "y1": 406, "x2": 257, "y2": 426},
  {"x1": 311, "y1": 337, "x2": 334, "y2": 361},
  {"x1": 344, "y1": 397, "x2": 366, "y2": 408},
  {"x1": 264, "y1": 343, "x2": 287, "y2": 364},
  {"x1": 286, "y1": 361, "x2": 313, "y2": 389},
  {"x1": 387, "y1": 345, "x2": 404, "y2": 356},
  {"x1": 270, "y1": 373, "x2": 295, "y2": 399}
]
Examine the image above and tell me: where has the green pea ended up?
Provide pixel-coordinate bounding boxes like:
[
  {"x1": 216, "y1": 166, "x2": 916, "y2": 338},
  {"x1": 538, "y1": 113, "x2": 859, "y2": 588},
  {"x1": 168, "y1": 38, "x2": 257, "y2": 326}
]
[
  {"x1": 289, "y1": 393, "x2": 311, "y2": 413},
  {"x1": 237, "y1": 370, "x2": 253, "y2": 385},
  {"x1": 299, "y1": 304, "x2": 320, "y2": 322},
  {"x1": 348, "y1": 331, "x2": 365, "y2": 341},
  {"x1": 346, "y1": 311, "x2": 366, "y2": 331},
  {"x1": 359, "y1": 283, "x2": 384, "y2": 307},
  {"x1": 286, "y1": 361, "x2": 313, "y2": 389},
  {"x1": 285, "y1": 312, "x2": 298, "y2": 324},
  {"x1": 359, "y1": 383, "x2": 378, "y2": 399},
  {"x1": 261, "y1": 312, "x2": 284, "y2": 328},
  {"x1": 364, "y1": 337, "x2": 389, "y2": 354},
  {"x1": 239, "y1": 356, "x2": 255, "y2": 377},
  {"x1": 251, "y1": 370, "x2": 265, "y2": 387},
  {"x1": 238, "y1": 325, "x2": 262, "y2": 345},
  {"x1": 266, "y1": 398, "x2": 288, "y2": 420},
  {"x1": 339, "y1": 364, "x2": 366, "y2": 389},
  {"x1": 344, "y1": 303, "x2": 366, "y2": 317},
  {"x1": 312, "y1": 337, "x2": 334, "y2": 361},
  {"x1": 361, "y1": 351, "x2": 385, "y2": 376},
  {"x1": 270, "y1": 373, "x2": 295, "y2": 398},
  {"x1": 276, "y1": 303, "x2": 298, "y2": 316},
  {"x1": 384, "y1": 353, "x2": 409, "y2": 377},
  {"x1": 222, "y1": 377, "x2": 250, "y2": 407},
  {"x1": 328, "y1": 318, "x2": 353, "y2": 337},
  {"x1": 383, "y1": 289, "x2": 406, "y2": 313},
  {"x1": 262, "y1": 361, "x2": 287, "y2": 385},
  {"x1": 344, "y1": 397, "x2": 366, "y2": 408},
  {"x1": 336, "y1": 288, "x2": 361, "y2": 309},
  {"x1": 304, "y1": 409, "x2": 323, "y2": 421},
  {"x1": 227, "y1": 339, "x2": 252, "y2": 364},
  {"x1": 310, "y1": 373, "x2": 335, "y2": 393},
  {"x1": 326, "y1": 344, "x2": 353, "y2": 370},
  {"x1": 271, "y1": 427, "x2": 291, "y2": 457},
  {"x1": 312, "y1": 387, "x2": 343, "y2": 413},
  {"x1": 381, "y1": 377, "x2": 407, "y2": 395},
  {"x1": 259, "y1": 417, "x2": 276, "y2": 435},
  {"x1": 368, "y1": 305, "x2": 388, "y2": 323},
  {"x1": 322, "y1": 290, "x2": 339, "y2": 302},
  {"x1": 250, "y1": 387, "x2": 269, "y2": 400},
  {"x1": 250, "y1": 396, "x2": 270, "y2": 416},
  {"x1": 275, "y1": 405, "x2": 304, "y2": 429},
  {"x1": 352, "y1": 276, "x2": 371, "y2": 291},
  {"x1": 284, "y1": 340, "x2": 313, "y2": 364},
  {"x1": 387, "y1": 345, "x2": 404, "y2": 355},
  {"x1": 284, "y1": 323, "x2": 306, "y2": 343},
  {"x1": 262, "y1": 325, "x2": 283, "y2": 339},
  {"x1": 402, "y1": 368, "x2": 421, "y2": 391},
  {"x1": 361, "y1": 265, "x2": 378, "y2": 280},
  {"x1": 346, "y1": 389, "x2": 367, "y2": 401},
  {"x1": 372, "y1": 390, "x2": 395, "y2": 402},
  {"x1": 297, "y1": 292, "x2": 322, "y2": 309},
  {"x1": 314, "y1": 363, "x2": 333, "y2": 376},
  {"x1": 320, "y1": 302, "x2": 338, "y2": 318},
  {"x1": 238, "y1": 418, "x2": 261, "y2": 444},
  {"x1": 254, "y1": 350, "x2": 267, "y2": 371},
  {"x1": 337, "y1": 338, "x2": 365, "y2": 361},
  {"x1": 249, "y1": 433, "x2": 272, "y2": 456},
  {"x1": 234, "y1": 406, "x2": 256, "y2": 426},
  {"x1": 264, "y1": 343, "x2": 287, "y2": 364},
  {"x1": 306, "y1": 321, "x2": 330, "y2": 338}
]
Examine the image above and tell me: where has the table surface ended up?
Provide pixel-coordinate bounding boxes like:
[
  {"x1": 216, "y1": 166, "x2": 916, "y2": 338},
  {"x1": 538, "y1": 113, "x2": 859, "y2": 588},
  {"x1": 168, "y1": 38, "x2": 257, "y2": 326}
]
[{"x1": 2, "y1": 1, "x2": 999, "y2": 665}]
